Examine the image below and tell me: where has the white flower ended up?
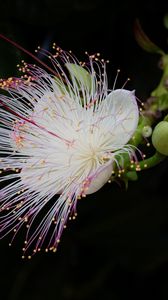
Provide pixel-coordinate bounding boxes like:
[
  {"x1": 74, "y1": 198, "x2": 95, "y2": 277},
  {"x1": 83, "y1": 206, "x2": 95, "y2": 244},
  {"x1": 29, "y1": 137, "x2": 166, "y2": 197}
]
[{"x1": 0, "y1": 48, "x2": 139, "y2": 256}]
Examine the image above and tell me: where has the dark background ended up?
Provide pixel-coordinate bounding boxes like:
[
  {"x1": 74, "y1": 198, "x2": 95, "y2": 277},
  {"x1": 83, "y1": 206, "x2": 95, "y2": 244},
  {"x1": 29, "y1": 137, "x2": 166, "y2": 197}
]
[{"x1": 1, "y1": 0, "x2": 168, "y2": 299}]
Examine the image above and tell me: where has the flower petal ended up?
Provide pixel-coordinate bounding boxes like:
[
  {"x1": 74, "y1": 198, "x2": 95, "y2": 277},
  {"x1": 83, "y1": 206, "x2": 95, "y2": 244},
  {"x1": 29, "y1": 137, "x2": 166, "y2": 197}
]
[
  {"x1": 86, "y1": 163, "x2": 113, "y2": 194},
  {"x1": 97, "y1": 89, "x2": 139, "y2": 150}
]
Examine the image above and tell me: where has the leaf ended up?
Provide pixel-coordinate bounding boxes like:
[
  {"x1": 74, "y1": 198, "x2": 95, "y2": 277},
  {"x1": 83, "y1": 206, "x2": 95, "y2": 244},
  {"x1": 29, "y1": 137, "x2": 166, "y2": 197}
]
[
  {"x1": 163, "y1": 14, "x2": 168, "y2": 29},
  {"x1": 157, "y1": 93, "x2": 168, "y2": 111},
  {"x1": 134, "y1": 19, "x2": 164, "y2": 55}
]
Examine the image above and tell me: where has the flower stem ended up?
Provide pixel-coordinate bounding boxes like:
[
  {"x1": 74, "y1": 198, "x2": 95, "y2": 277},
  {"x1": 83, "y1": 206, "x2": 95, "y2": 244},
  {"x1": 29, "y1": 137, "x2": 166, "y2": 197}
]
[
  {"x1": 128, "y1": 151, "x2": 166, "y2": 171},
  {"x1": 129, "y1": 115, "x2": 152, "y2": 147}
]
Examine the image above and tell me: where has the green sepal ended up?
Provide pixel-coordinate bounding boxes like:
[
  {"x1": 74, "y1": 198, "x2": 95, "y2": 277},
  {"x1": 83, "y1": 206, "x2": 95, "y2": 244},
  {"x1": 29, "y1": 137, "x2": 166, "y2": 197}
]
[
  {"x1": 125, "y1": 171, "x2": 138, "y2": 181},
  {"x1": 54, "y1": 76, "x2": 67, "y2": 93},
  {"x1": 65, "y1": 63, "x2": 92, "y2": 92}
]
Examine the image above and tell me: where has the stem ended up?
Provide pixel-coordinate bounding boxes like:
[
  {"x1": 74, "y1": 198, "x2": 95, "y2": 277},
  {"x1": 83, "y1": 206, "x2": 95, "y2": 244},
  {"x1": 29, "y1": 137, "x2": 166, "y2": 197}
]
[
  {"x1": 129, "y1": 115, "x2": 152, "y2": 147},
  {"x1": 128, "y1": 151, "x2": 166, "y2": 171}
]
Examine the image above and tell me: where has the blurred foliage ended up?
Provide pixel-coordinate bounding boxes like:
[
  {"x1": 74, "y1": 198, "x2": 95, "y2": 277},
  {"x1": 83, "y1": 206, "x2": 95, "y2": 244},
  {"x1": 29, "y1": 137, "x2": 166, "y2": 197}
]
[{"x1": 1, "y1": 0, "x2": 168, "y2": 300}]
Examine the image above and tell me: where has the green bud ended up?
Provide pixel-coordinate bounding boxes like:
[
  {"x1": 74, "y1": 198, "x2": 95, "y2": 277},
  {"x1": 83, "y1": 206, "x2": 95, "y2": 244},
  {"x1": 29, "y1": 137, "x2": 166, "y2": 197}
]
[
  {"x1": 142, "y1": 125, "x2": 152, "y2": 138},
  {"x1": 152, "y1": 121, "x2": 168, "y2": 155}
]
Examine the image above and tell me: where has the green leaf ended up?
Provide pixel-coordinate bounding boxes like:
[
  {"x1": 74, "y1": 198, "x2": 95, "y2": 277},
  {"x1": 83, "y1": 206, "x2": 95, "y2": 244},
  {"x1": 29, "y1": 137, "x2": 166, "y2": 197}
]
[
  {"x1": 134, "y1": 19, "x2": 164, "y2": 55},
  {"x1": 163, "y1": 14, "x2": 168, "y2": 29},
  {"x1": 157, "y1": 93, "x2": 168, "y2": 111}
]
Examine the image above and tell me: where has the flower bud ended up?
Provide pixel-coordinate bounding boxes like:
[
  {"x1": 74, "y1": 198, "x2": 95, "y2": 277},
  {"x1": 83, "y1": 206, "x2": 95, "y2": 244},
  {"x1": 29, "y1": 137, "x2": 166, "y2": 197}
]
[
  {"x1": 142, "y1": 125, "x2": 152, "y2": 138},
  {"x1": 152, "y1": 121, "x2": 168, "y2": 155}
]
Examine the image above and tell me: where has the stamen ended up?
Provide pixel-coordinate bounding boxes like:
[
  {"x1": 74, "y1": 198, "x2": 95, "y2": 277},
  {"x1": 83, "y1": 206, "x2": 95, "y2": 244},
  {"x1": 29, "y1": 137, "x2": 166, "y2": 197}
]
[{"x1": 113, "y1": 69, "x2": 120, "y2": 90}]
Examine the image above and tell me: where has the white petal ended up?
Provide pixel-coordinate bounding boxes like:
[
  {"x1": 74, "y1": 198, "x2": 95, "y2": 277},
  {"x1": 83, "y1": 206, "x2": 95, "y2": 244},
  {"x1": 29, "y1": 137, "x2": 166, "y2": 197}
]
[
  {"x1": 97, "y1": 89, "x2": 139, "y2": 150},
  {"x1": 86, "y1": 163, "x2": 113, "y2": 194}
]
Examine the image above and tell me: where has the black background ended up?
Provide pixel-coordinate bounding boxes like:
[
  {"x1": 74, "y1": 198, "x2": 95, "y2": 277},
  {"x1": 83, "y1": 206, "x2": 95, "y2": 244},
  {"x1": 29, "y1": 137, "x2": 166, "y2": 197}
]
[{"x1": 1, "y1": 0, "x2": 168, "y2": 299}]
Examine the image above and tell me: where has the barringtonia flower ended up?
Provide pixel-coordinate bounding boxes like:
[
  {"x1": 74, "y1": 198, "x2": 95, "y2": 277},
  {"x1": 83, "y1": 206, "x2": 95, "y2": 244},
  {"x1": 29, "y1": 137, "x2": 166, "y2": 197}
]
[{"x1": 0, "y1": 43, "x2": 139, "y2": 256}]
